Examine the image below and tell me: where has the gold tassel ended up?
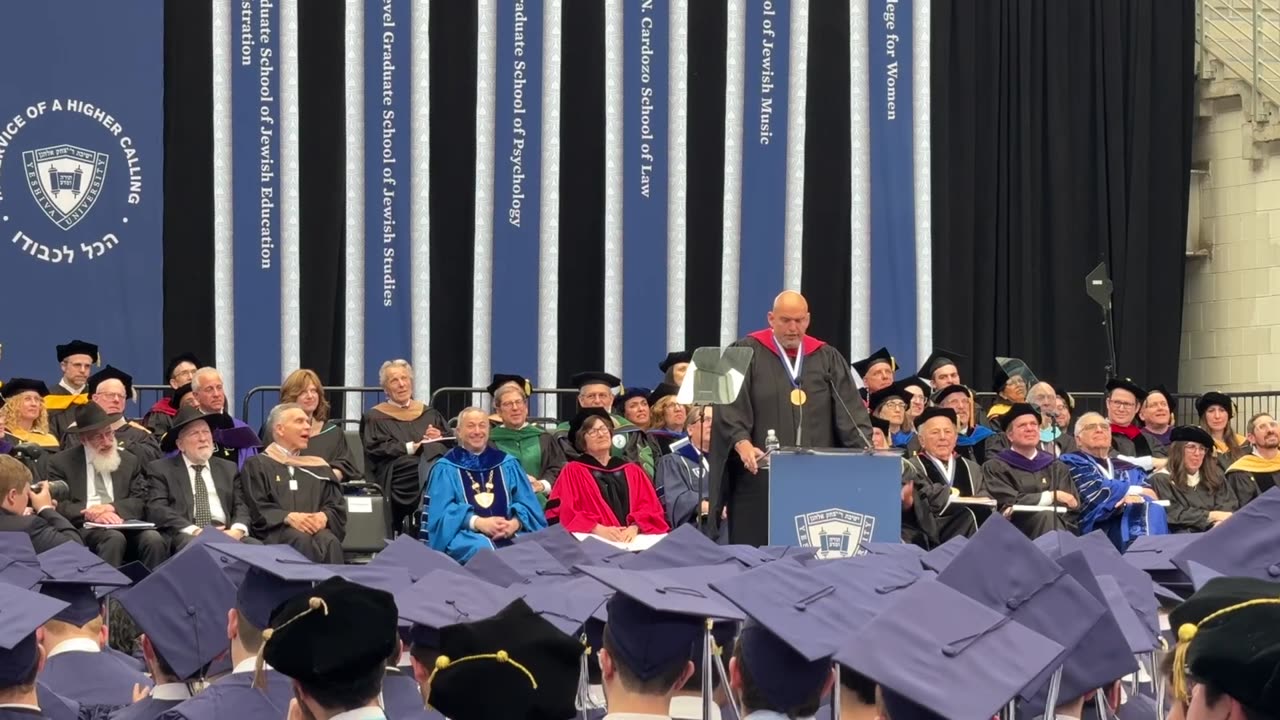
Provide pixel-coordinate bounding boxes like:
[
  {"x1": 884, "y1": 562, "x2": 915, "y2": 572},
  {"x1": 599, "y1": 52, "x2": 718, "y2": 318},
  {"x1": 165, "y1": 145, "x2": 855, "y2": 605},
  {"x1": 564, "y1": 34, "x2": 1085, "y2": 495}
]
[{"x1": 1172, "y1": 597, "x2": 1280, "y2": 704}]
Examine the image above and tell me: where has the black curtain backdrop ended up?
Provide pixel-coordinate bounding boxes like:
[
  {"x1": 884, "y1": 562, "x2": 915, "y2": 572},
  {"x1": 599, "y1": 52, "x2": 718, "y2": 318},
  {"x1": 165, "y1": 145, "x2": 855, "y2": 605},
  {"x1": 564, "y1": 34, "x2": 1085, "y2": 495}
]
[{"x1": 931, "y1": 0, "x2": 1195, "y2": 393}]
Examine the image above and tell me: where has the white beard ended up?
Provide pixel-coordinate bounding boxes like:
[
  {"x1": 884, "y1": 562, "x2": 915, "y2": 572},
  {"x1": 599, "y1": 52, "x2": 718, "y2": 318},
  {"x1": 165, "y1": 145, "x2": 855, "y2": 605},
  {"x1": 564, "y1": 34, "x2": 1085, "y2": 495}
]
[
  {"x1": 88, "y1": 446, "x2": 122, "y2": 475},
  {"x1": 184, "y1": 447, "x2": 215, "y2": 465}
]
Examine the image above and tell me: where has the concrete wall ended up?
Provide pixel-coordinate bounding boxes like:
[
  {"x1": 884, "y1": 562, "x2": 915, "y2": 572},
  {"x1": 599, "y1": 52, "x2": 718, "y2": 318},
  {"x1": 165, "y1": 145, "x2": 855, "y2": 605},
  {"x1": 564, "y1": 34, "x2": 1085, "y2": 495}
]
[{"x1": 1180, "y1": 93, "x2": 1280, "y2": 393}]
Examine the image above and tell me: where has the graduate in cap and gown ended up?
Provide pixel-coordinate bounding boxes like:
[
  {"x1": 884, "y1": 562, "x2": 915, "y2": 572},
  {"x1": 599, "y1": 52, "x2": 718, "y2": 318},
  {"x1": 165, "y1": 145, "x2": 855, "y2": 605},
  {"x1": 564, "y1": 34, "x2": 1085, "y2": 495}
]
[
  {"x1": 487, "y1": 375, "x2": 564, "y2": 501},
  {"x1": 851, "y1": 347, "x2": 896, "y2": 403},
  {"x1": 1, "y1": 380, "x2": 60, "y2": 452},
  {"x1": 239, "y1": 404, "x2": 346, "y2": 563},
  {"x1": 61, "y1": 366, "x2": 162, "y2": 465},
  {"x1": 981, "y1": 403, "x2": 1081, "y2": 538},
  {"x1": 142, "y1": 354, "x2": 200, "y2": 439},
  {"x1": 547, "y1": 409, "x2": 669, "y2": 542},
  {"x1": 258, "y1": 577, "x2": 400, "y2": 720},
  {"x1": 110, "y1": 538, "x2": 240, "y2": 720},
  {"x1": 45, "y1": 341, "x2": 98, "y2": 443},
  {"x1": 35, "y1": 544, "x2": 151, "y2": 715},
  {"x1": 0, "y1": 582, "x2": 76, "y2": 720},
  {"x1": 656, "y1": 405, "x2": 714, "y2": 530},
  {"x1": 710, "y1": 292, "x2": 873, "y2": 547},
  {"x1": 358, "y1": 360, "x2": 448, "y2": 534},
  {"x1": 423, "y1": 407, "x2": 546, "y2": 564},
  {"x1": 556, "y1": 372, "x2": 656, "y2": 478}
]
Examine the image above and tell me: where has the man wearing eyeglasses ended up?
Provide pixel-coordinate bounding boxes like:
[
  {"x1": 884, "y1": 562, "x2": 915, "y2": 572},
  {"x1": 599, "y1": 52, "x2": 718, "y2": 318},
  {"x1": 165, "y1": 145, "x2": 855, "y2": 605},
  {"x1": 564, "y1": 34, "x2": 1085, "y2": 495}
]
[
  {"x1": 59, "y1": 366, "x2": 162, "y2": 464},
  {"x1": 1224, "y1": 412, "x2": 1280, "y2": 496},
  {"x1": 487, "y1": 374, "x2": 564, "y2": 500},
  {"x1": 1060, "y1": 411, "x2": 1166, "y2": 551}
]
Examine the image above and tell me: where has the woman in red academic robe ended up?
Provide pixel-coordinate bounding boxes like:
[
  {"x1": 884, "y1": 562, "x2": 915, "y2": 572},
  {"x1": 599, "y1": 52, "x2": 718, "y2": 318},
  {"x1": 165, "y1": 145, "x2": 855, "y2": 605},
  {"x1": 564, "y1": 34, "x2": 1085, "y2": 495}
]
[{"x1": 547, "y1": 408, "x2": 669, "y2": 541}]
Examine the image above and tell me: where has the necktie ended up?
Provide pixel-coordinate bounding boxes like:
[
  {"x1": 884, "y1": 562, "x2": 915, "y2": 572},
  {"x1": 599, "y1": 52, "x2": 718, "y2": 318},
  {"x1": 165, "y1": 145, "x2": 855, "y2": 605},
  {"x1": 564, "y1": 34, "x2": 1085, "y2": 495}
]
[
  {"x1": 93, "y1": 471, "x2": 111, "y2": 503},
  {"x1": 192, "y1": 465, "x2": 213, "y2": 527}
]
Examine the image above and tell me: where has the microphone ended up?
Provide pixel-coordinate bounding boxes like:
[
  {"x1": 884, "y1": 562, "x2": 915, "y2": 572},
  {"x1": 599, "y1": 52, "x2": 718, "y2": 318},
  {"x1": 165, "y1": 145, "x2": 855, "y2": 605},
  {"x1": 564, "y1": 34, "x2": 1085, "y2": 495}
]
[{"x1": 825, "y1": 372, "x2": 875, "y2": 453}]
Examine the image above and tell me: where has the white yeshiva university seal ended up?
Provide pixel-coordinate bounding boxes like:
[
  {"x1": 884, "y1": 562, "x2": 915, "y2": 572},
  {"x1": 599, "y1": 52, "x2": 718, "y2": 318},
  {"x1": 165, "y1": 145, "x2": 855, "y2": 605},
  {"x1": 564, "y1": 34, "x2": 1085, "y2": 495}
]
[
  {"x1": 0, "y1": 97, "x2": 145, "y2": 265},
  {"x1": 795, "y1": 508, "x2": 876, "y2": 559}
]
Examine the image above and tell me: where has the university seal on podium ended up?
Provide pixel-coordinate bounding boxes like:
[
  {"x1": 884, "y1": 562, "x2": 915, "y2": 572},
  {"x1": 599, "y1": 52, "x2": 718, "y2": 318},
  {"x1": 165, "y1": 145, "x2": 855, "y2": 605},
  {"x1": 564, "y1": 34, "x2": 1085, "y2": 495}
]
[{"x1": 794, "y1": 508, "x2": 876, "y2": 559}]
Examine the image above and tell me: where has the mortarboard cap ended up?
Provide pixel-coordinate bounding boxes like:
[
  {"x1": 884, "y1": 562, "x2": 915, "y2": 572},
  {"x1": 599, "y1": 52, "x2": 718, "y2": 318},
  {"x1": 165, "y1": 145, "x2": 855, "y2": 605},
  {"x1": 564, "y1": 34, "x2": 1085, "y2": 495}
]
[
  {"x1": 164, "y1": 353, "x2": 201, "y2": 383},
  {"x1": 615, "y1": 386, "x2": 651, "y2": 408},
  {"x1": 647, "y1": 383, "x2": 679, "y2": 406},
  {"x1": 658, "y1": 351, "x2": 693, "y2": 375},
  {"x1": 920, "y1": 536, "x2": 968, "y2": 573},
  {"x1": 0, "y1": 552, "x2": 44, "y2": 591},
  {"x1": 858, "y1": 541, "x2": 926, "y2": 563},
  {"x1": 1169, "y1": 425, "x2": 1214, "y2": 450},
  {"x1": 578, "y1": 535, "x2": 633, "y2": 565},
  {"x1": 0, "y1": 533, "x2": 42, "y2": 586},
  {"x1": 323, "y1": 563, "x2": 413, "y2": 596},
  {"x1": 914, "y1": 406, "x2": 956, "y2": 431},
  {"x1": 0, "y1": 583, "x2": 70, "y2": 686},
  {"x1": 1195, "y1": 391, "x2": 1234, "y2": 418},
  {"x1": 1105, "y1": 377, "x2": 1147, "y2": 403},
  {"x1": 1095, "y1": 575, "x2": 1158, "y2": 655},
  {"x1": 512, "y1": 525, "x2": 598, "y2": 569},
  {"x1": 719, "y1": 543, "x2": 777, "y2": 568},
  {"x1": 570, "y1": 371, "x2": 622, "y2": 391},
  {"x1": 931, "y1": 383, "x2": 974, "y2": 406},
  {"x1": 428, "y1": 598, "x2": 584, "y2": 720},
  {"x1": 838, "y1": 579, "x2": 1065, "y2": 720},
  {"x1": 37, "y1": 543, "x2": 132, "y2": 625},
  {"x1": 851, "y1": 347, "x2": 896, "y2": 378},
  {"x1": 262, "y1": 577, "x2": 399, "y2": 686},
  {"x1": 0, "y1": 378, "x2": 49, "y2": 401},
  {"x1": 55, "y1": 340, "x2": 98, "y2": 364},
  {"x1": 616, "y1": 524, "x2": 744, "y2": 571},
  {"x1": 1176, "y1": 579, "x2": 1280, "y2": 715},
  {"x1": 1123, "y1": 532, "x2": 1198, "y2": 572},
  {"x1": 171, "y1": 382, "x2": 194, "y2": 409},
  {"x1": 566, "y1": 408, "x2": 614, "y2": 446},
  {"x1": 997, "y1": 402, "x2": 1039, "y2": 431},
  {"x1": 467, "y1": 542, "x2": 571, "y2": 587},
  {"x1": 1073, "y1": 531, "x2": 1161, "y2": 644},
  {"x1": 486, "y1": 374, "x2": 531, "y2": 398},
  {"x1": 901, "y1": 376, "x2": 931, "y2": 399},
  {"x1": 511, "y1": 575, "x2": 613, "y2": 638},
  {"x1": 1144, "y1": 384, "x2": 1175, "y2": 407},
  {"x1": 114, "y1": 541, "x2": 237, "y2": 680},
  {"x1": 210, "y1": 543, "x2": 331, "y2": 629},
  {"x1": 992, "y1": 356, "x2": 1038, "y2": 395},
  {"x1": 116, "y1": 561, "x2": 151, "y2": 586},
  {"x1": 1171, "y1": 487, "x2": 1280, "y2": 581},
  {"x1": 1185, "y1": 561, "x2": 1223, "y2": 591},
  {"x1": 86, "y1": 365, "x2": 133, "y2": 398},
  {"x1": 369, "y1": 535, "x2": 467, "y2": 582},
  {"x1": 935, "y1": 514, "x2": 1106, "y2": 701},
  {"x1": 394, "y1": 569, "x2": 508, "y2": 650},
  {"x1": 870, "y1": 415, "x2": 891, "y2": 437},
  {"x1": 867, "y1": 382, "x2": 912, "y2": 412},
  {"x1": 917, "y1": 348, "x2": 963, "y2": 383}
]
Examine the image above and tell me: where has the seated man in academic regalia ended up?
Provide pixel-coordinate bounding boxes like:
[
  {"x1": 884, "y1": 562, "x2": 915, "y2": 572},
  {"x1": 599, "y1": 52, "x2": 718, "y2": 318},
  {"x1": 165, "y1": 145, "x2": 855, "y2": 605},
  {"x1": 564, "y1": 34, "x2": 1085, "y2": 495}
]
[
  {"x1": 239, "y1": 404, "x2": 346, "y2": 563},
  {"x1": 0, "y1": 583, "x2": 77, "y2": 720},
  {"x1": 1137, "y1": 385, "x2": 1176, "y2": 458},
  {"x1": 1104, "y1": 378, "x2": 1157, "y2": 461},
  {"x1": 1060, "y1": 412, "x2": 1167, "y2": 551},
  {"x1": 36, "y1": 544, "x2": 151, "y2": 715},
  {"x1": 1224, "y1": 411, "x2": 1280, "y2": 495},
  {"x1": 902, "y1": 407, "x2": 987, "y2": 547},
  {"x1": 547, "y1": 409, "x2": 669, "y2": 542},
  {"x1": 45, "y1": 340, "x2": 97, "y2": 443},
  {"x1": 185, "y1": 368, "x2": 259, "y2": 469},
  {"x1": 933, "y1": 384, "x2": 996, "y2": 464},
  {"x1": 423, "y1": 407, "x2": 546, "y2": 563},
  {"x1": 556, "y1": 372, "x2": 655, "y2": 478},
  {"x1": 487, "y1": 374, "x2": 564, "y2": 500},
  {"x1": 61, "y1": 366, "x2": 162, "y2": 465},
  {"x1": 143, "y1": 353, "x2": 200, "y2": 438},
  {"x1": 111, "y1": 537, "x2": 240, "y2": 720},
  {"x1": 981, "y1": 403, "x2": 1081, "y2": 538},
  {"x1": 655, "y1": 405, "x2": 714, "y2": 529},
  {"x1": 852, "y1": 347, "x2": 896, "y2": 403},
  {"x1": 359, "y1": 359, "x2": 449, "y2": 534}
]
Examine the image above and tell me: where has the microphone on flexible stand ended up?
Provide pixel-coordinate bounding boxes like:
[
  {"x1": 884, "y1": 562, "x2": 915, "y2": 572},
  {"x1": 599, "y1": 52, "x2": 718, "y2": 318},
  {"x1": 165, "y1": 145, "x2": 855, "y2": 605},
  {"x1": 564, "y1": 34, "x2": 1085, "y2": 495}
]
[{"x1": 825, "y1": 372, "x2": 875, "y2": 453}]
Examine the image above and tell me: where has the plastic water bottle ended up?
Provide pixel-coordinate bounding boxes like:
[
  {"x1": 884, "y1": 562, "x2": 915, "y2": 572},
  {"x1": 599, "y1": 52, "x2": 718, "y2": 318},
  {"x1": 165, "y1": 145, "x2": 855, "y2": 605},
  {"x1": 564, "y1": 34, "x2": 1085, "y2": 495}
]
[{"x1": 764, "y1": 429, "x2": 780, "y2": 469}]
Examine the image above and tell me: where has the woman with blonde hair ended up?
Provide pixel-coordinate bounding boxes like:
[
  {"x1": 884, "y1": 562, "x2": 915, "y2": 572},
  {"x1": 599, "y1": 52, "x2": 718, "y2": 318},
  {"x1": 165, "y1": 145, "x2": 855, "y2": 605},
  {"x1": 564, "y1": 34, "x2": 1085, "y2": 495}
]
[
  {"x1": 1, "y1": 379, "x2": 59, "y2": 450},
  {"x1": 646, "y1": 391, "x2": 688, "y2": 456},
  {"x1": 272, "y1": 368, "x2": 362, "y2": 481}
]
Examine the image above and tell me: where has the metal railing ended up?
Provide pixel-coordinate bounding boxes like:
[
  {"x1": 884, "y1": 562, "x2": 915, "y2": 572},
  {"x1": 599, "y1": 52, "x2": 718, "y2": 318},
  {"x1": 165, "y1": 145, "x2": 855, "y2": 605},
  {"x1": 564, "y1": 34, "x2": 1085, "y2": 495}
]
[
  {"x1": 975, "y1": 391, "x2": 1280, "y2": 431},
  {"x1": 1201, "y1": 0, "x2": 1280, "y2": 121}
]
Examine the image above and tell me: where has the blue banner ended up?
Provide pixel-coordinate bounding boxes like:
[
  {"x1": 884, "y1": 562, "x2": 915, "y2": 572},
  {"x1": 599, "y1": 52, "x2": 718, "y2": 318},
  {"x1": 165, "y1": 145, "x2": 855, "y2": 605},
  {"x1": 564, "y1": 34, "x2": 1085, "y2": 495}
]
[
  {"x1": 737, "y1": 0, "x2": 789, "y2": 337},
  {"x1": 768, "y1": 451, "x2": 902, "y2": 551},
  {"x1": 491, "y1": 0, "x2": 543, "y2": 378},
  {"x1": 365, "y1": 0, "x2": 414, "y2": 383},
  {"x1": 868, "y1": 0, "x2": 917, "y2": 367},
  {"x1": 622, "y1": 0, "x2": 669, "y2": 380},
  {"x1": 0, "y1": 0, "x2": 163, "y2": 383},
  {"x1": 232, "y1": 0, "x2": 282, "y2": 393}
]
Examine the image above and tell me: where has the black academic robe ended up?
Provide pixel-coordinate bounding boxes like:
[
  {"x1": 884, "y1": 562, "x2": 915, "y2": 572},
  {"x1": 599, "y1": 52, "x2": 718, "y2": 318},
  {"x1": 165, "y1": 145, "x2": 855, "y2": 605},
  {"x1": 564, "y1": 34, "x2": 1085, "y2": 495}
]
[
  {"x1": 359, "y1": 403, "x2": 448, "y2": 527},
  {"x1": 45, "y1": 384, "x2": 83, "y2": 443},
  {"x1": 238, "y1": 454, "x2": 347, "y2": 563},
  {"x1": 1226, "y1": 468, "x2": 1278, "y2": 495},
  {"x1": 982, "y1": 451, "x2": 1080, "y2": 538},
  {"x1": 905, "y1": 454, "x2": 988, "y2": 546},
  {"x1": 1149, "y1": 472, "x2": 1259, "y2": 533},
  {"x1": 1111, "y1": 427, "x2": 1152, "y2": 458},
  {"x1": 302, "y1": 422, "x2": 363, "y2": 482},
  {"x1": 709, "y1": 334, "x2": 873, "y2": 546},
  {"x1": 60, "y1": 420, "x2": 163, "y2": 465},
  {"x1": 0, "y1": 506, "x2": 82, "y2": 554},
  {"x1": 1141, "y1": 428, "x2": 1172, "y2": 459}
]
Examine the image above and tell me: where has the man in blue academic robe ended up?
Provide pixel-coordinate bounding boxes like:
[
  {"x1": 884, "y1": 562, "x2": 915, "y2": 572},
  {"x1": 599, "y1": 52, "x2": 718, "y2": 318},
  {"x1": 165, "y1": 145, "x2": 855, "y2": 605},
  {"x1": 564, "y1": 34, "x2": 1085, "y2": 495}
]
[
  {"x1": 1062, "y1": 412, "x2": 1168, "y2": 550},
  {"x1": 423, "y1": 407, "x2": 546, "y2": 563}
]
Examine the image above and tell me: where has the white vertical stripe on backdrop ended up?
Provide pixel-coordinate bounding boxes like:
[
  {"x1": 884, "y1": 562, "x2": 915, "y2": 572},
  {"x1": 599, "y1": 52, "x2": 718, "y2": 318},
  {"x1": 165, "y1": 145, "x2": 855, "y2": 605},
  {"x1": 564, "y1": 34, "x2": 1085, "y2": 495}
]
[
  {"x1": 473, "y1": 0, "x2": 497, "y2": 403},
  {"x1": 849, "y1": 0, "x2": 870, "y2": 361},
  {"x1": 603, "y1": 0, "x2": 624, "y2": 377},
  {"x1": 212, "y1": 0, "x2": 236, "y2": 401},
  {"x1": 344, "y1": 0, "x2": 365, "y2": 411},
  {"x1": 538, "y1": 0, "x2": 564, "y2": 420},
  {"x1": 720, "y1": 0, "x2": 746, "y2": 346},
  {"x1": 280, "y1": 0, "x2": 302, "y2": 377},
  {"x1": 913, "y1": 0, "x2": 933, "y2": 369},
  {"x1": 667, "y1": 0, "x2": 689, "y2": 351},
  {"x1": 411, "y1": 0, "x2": 432, "y2": 397},
  {"x1": 782, "y1": 0, "x2": 808, "y2": 293}
]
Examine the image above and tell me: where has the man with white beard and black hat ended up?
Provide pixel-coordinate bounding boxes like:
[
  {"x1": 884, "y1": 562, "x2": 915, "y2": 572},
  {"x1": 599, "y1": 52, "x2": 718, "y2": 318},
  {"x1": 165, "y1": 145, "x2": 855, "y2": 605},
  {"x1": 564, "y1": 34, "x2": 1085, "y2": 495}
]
[{"x1": 45, "y1": 404, "x2": 166, "y2": 567}]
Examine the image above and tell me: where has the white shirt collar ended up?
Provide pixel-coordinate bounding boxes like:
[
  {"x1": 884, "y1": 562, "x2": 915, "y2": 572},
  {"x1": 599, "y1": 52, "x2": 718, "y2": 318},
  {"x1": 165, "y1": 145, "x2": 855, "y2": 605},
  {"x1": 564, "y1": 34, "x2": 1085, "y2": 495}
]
[
  {"x1": 328, "y1": 709, "x2": 387, "y2": 720},
  {"x1": 1186, "y1": 471, "x2": 1201, "y2": 488},
  {"x1": 670, "y1": 695, "x2": 722, "y2": 720},
  {"x1": 923, "y1": 452, "x2": 955, "y2": 481},
  {"x1": 47, "y1": 637, "x2": 101, "y2": 658},
  {"x1": 232, "y1": 655, "x2": 269, "y2": 674},
  {"x1": 150, "y1": 683, "x2": 195, "y2": 701},
  {"x1": 0, "y1": 704, "x2": 41, "y2": 711},
  {"x1": 60, "y1": 380, "x2": 85, "y2": 395}
]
